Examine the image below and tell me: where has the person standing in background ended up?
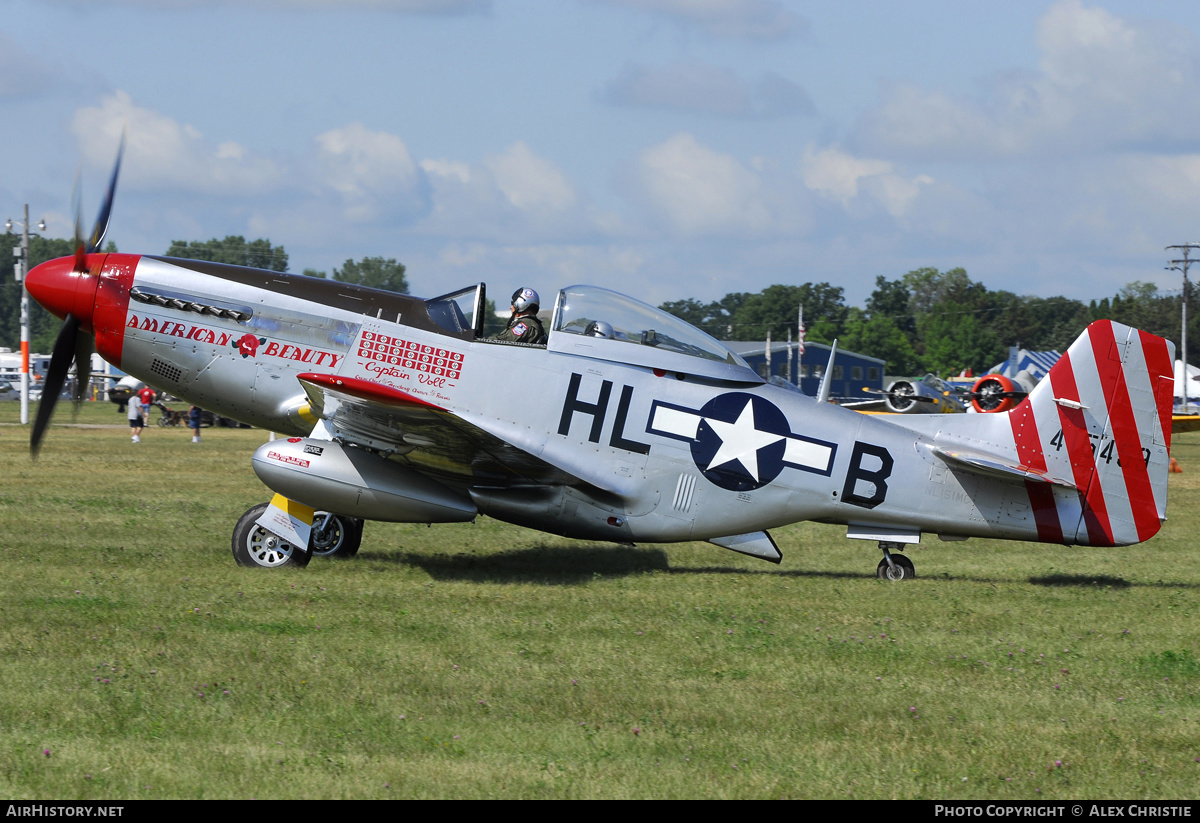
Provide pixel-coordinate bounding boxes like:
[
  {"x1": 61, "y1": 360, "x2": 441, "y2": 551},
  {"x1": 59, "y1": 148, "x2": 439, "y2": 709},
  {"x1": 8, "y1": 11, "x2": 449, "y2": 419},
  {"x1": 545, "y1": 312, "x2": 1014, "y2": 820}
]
[
  {"x1": 137, "y1": 385, "x2": 157, "y2": 417},
  {"x1": 188, "y1": 405, "x2": 203, "y2": 443},
  {"x1": 128, "y1": 392, "x2": 144, "y2": 443}
]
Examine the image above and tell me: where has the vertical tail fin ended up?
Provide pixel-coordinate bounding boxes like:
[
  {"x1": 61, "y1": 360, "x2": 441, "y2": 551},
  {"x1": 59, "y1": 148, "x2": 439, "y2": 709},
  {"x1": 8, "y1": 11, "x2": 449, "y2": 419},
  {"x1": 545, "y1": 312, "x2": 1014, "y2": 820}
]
[{"x1": 1010, "y1": 320, "x2": 1174, "y2": 546}]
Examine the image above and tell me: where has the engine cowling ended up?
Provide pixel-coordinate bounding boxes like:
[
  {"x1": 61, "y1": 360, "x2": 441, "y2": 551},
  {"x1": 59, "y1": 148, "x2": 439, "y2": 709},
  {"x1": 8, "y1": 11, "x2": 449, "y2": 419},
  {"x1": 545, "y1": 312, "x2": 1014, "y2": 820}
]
[
  {"x1": 970, "y1": 373, "x2": 1017, "y2": 413},
  {"x1": 884, "y1": 379, "x2": 922, "y2": 413}
]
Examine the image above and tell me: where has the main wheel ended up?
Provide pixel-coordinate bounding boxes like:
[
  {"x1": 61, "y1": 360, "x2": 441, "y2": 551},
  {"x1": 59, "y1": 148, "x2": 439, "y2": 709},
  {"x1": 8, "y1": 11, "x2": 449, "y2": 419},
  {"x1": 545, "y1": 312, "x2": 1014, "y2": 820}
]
[
  {"x1": 157, "y1": 415, "x2": 169, "y2": 427},
  {"x1": 231, "y1": 503, "x2": 312, "y2": 568},
  {"x1": 876, "y1": 553, "x2": 915, "y2": 580},
  {"x1": 309, "y1": 512, "x2": 364, "y2": 558}
]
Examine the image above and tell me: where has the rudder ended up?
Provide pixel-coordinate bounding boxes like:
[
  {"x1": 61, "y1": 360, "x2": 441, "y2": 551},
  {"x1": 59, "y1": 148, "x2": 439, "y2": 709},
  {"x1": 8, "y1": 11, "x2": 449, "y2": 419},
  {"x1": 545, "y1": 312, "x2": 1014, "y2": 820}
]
[{"x1": 1013, "y1": 320, "x2": 1174, "y2": 546}]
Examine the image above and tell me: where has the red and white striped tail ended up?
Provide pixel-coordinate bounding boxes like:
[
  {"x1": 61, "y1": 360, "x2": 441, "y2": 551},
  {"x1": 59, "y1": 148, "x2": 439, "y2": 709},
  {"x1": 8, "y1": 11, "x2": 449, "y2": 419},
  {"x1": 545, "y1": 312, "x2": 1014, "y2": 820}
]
[{"x1": 1008, "y1": 320, "x2": 1174, "y2": 546}]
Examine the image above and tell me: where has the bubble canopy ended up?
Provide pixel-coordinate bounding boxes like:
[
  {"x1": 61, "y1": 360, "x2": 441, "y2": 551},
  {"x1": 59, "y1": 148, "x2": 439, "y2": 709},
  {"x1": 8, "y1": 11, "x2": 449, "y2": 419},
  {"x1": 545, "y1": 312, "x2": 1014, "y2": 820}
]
[{"x1": 548, "y1": 285, "x2": 761, "y2": 383}]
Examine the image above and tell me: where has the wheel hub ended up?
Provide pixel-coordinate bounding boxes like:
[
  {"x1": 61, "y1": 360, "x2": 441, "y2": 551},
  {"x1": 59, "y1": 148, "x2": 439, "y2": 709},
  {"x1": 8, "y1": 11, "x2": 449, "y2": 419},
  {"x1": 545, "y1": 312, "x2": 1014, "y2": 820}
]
[{"x1": 249, "y1": 528, "x2": 295, "y2": 567}]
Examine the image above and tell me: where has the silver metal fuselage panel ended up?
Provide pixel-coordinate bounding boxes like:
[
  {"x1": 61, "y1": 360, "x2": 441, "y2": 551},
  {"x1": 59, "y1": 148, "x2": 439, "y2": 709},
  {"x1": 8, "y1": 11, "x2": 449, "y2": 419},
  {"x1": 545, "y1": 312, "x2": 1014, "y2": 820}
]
[{"x1": 116, "y1": 258, "x2": 1053, "y2": 545}]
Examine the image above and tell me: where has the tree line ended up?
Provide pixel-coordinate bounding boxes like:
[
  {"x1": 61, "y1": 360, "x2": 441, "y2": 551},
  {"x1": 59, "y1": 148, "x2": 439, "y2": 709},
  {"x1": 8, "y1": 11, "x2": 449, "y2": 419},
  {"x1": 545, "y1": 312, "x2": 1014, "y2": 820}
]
[
  {"x1": 660, "y1": 267, "x2": 1195, "y2": 376},
  {"x1": 0, "y1": 233, "x2": 1193, "y2": 376}
]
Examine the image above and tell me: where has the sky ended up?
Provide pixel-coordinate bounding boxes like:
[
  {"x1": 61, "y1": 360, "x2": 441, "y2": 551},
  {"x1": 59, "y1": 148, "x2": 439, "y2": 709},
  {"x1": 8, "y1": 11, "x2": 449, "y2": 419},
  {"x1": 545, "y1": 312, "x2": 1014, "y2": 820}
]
[{"x1": 4, "y1": 0, "x2": 1200, "y2": 309}]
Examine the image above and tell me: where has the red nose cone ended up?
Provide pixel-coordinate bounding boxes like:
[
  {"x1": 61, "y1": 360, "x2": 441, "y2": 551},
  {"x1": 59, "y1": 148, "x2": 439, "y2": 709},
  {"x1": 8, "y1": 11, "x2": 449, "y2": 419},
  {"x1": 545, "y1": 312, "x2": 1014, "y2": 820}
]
[{"x1": 25, "y1": 254, "x2": 104, "y2": 332}]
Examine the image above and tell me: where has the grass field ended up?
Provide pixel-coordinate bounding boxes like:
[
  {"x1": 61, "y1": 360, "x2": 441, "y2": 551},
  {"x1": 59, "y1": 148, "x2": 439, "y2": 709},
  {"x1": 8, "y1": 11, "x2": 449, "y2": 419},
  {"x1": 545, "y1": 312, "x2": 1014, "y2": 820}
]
[{"x1": 2, "y1": 400, "x2": 1199, "y2": 799}]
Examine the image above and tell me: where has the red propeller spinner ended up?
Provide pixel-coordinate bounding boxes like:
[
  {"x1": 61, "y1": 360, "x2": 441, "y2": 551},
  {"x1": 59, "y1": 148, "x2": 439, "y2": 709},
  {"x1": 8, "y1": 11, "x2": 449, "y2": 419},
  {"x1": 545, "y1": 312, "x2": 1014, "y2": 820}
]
[{"x1": 24, "y1": 253, "x2": 106, "y2": 333}]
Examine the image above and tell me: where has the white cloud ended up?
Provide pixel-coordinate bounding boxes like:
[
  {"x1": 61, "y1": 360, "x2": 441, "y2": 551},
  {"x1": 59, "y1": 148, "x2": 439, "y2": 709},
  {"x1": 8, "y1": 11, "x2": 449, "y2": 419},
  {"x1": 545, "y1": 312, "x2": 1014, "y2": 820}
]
[
  {"x1": 1120, "y1": 154, "x2": 1200, "y2": 209},
  {"x1": 802, "y1": 146, "x2": 891, "y2": 205},
  {"x1": 419, "y1": 158, "x2": 471, "y2": 184},
  {"x1": 626, "y1": 133, "x2": 810, "y2": 236},
  {"x1": 416, "y1": 143, "x2": 613, "y2": 243},
  {"x1": 484, "y1": 142, "x2": 577, "y2": 214},
  {"x1": 314, "y1": 122, "x2": 430, "y2": 223},
  {"x1": 601, "y1": 0, "x2": 804, "y2": 41},
  {"x1": 862, "y1": 0, "x2": 1200, "y2": 159},
  {"x1": 801, "y1": 145, "x2": 932, "y2": 218},
  {"x1": 71, "y1": 91, "x2": 281, "y2": 194},
  {"x1": 600, "y1": 61, "x2": 812, "y2": 119},
  {"x1": 633, "y1": 133, "x2": 769, "y2": 234},
  {"x1": 68, "y1": 96, "x2": 437, "y2": 251},
  {"x1": 820, "y1": 0, "x2": 1200, "y2": 300},
  {"x1": 1037, "y1": 153, "x2": 1200, "y2": 253}
]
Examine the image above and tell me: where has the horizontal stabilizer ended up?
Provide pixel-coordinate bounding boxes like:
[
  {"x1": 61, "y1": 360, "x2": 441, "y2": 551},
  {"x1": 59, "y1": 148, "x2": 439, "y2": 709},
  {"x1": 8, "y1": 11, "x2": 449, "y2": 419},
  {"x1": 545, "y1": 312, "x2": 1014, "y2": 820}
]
[
  {"x1": 709, "y1": 531, "x2": 782, "y2": 564},
  {"x1": 933, "y1": 446, "x2": 1078, "y2": 490}
]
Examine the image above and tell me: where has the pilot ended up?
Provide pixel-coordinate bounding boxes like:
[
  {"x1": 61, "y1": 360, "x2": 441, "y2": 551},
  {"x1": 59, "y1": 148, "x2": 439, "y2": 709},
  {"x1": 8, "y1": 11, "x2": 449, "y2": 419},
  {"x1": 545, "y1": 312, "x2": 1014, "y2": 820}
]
[
  {"x1": 584, "y1": 320, "x2": 613, "y2": 339},
  {"x1": 495, "y1": 287, "x2": 546, "y2": 344}
]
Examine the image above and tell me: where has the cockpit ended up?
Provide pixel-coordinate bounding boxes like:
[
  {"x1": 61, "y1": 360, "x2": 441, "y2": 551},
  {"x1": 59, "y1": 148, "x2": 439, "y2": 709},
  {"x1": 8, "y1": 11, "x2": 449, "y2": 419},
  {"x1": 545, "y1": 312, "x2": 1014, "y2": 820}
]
[
  {"x1": 424, "y1": 283, "x2": 760, "y2": 382},
  {"x1": 425, "y1": 283, "x2": 759, "y2": 383},
  {"x1": 550, "y1": 285, "x2": 746, "y2": 360},
  {"x1": 549, "y1": 286, "x2": 759, "y2": 381}
]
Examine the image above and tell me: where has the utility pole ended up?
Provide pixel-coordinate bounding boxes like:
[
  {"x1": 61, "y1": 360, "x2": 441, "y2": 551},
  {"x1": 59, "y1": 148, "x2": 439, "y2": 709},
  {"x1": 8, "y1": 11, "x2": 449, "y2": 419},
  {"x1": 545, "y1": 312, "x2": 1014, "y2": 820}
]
[
  {"x1": 1166, "y1": 243, "x2": 1200, "y2": 413},
  {"x1": 7, "y1": 206, "x2": 46, "y2": 425}
]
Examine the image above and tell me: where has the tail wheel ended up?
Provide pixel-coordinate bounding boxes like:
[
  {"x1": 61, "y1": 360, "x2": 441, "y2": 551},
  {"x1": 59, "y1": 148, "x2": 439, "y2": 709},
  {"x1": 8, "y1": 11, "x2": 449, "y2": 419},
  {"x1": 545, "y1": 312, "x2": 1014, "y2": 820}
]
[
  {"x1": 971, "y1": 374, "x2": 1017, "y2": 413},
  {"x1": 231, "y1": 503, "x2": 312, "y2": 568},
  {"x1": 310, "y1": 512, "x2": 364, "y2": 558}
]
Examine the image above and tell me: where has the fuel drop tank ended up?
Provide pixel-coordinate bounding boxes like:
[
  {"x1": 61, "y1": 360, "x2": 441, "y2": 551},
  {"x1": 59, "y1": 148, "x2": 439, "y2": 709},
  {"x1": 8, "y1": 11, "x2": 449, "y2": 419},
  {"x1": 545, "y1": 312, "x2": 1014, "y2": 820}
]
[{"x1": 251, "y1": 437, "x2": 476, "y2": 523}]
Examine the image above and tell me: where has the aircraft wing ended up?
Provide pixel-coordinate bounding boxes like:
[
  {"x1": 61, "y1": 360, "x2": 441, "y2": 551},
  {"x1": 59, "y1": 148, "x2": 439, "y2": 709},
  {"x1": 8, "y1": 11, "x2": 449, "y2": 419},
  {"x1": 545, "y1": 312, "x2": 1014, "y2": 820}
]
[
  {"x1": 1171, "y1": 414, "x2": 1200, "y2": 434},
  {"x1": 296, "y1": 373, "x2": 591, "y2": 494}
]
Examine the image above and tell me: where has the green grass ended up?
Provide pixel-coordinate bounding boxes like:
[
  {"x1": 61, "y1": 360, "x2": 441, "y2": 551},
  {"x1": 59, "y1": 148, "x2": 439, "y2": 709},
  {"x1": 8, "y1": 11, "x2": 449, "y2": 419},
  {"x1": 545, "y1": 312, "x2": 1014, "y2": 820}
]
[{"x1": 2, "y1": 400, "x2": 1200, "y2": 798}]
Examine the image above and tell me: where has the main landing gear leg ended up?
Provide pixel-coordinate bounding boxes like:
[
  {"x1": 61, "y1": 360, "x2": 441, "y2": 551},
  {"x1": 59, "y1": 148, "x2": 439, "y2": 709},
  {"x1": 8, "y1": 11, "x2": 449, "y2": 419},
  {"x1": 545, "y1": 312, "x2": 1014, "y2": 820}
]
[
  {"x1": 876, "y1": 542, "x2": 915, "y2": 581},
  {"x1": 309, "y1": 512, "x2": 364, "y2": 558}
]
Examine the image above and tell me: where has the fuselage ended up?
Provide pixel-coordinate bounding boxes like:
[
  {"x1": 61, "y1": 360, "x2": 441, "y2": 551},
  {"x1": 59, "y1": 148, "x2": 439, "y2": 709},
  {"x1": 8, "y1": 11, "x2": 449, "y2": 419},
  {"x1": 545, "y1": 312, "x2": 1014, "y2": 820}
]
[{"x1": 25, "y1": 253, "x2": 1169, "y2": 549}]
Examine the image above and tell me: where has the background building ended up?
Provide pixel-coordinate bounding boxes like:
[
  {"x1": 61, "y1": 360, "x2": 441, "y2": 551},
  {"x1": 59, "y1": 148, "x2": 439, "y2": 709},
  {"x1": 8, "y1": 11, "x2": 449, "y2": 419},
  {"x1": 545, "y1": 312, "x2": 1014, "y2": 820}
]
[{"x1": 727, "y1": 341, "x2": 885, "y2": 401}]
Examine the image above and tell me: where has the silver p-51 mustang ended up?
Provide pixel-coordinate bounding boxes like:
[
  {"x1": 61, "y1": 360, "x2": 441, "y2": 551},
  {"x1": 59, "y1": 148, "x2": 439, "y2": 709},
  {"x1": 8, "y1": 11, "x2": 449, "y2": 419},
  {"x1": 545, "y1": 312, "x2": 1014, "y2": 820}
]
[{"x1": 24, "y1": 147, "x2": 1177, "y2": 578}]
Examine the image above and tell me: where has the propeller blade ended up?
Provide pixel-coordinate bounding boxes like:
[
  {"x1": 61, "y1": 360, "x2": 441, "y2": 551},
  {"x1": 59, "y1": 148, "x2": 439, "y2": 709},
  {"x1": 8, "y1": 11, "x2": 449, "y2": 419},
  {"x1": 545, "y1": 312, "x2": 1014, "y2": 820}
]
[
  {"x1": 87, "y1": 130, "x2": 125, "y2": 253},
  {"x1": 31, "y1": 314, "x2": 80, "y2": 457},
  {"x1": 71, "y1": 165, "x2": 87, "y2": 273},
  {"x1": 35, "y1": 134, "x2": 123, "y2": 452},
  {"x1": 963, "y1": 391, "x2": 1025, "y2": 399},
  {"x1": 863, "y1": 387, "x2": 936, "y2": 403},
  {"x1": 72, "y1": 332, "x2": 93, "y2": 409}
]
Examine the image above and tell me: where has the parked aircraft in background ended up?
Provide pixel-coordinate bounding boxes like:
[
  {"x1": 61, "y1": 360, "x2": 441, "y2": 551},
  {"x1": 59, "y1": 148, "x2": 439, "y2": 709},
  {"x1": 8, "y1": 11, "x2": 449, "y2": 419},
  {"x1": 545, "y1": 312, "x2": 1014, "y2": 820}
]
[
  {"x1": 106, "y1": 374, "x2": 144, "y2": 406},
  {"x1": 958, "y1": 350, "x2": 1198, "y2": 433},
  {"x1": 844, "y1": 373, "x2": 968, "y2": 415},
  {"x1": 845, "y1": 370, "x2": 1031, "y2": 417},
  {"x1": 23, "y1": 142, "x2": 1178, "y2": 580}
]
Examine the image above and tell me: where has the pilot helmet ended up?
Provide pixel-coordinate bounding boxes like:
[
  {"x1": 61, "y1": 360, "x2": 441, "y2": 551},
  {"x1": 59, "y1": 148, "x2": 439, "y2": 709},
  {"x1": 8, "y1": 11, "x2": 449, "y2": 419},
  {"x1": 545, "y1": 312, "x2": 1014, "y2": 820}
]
[
  {"x1": 584, "y1": 320, "x2": 613, "y2": 339},
  {"x1": 511, "y1": 287, "x2": 540, "y2": 315}
]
